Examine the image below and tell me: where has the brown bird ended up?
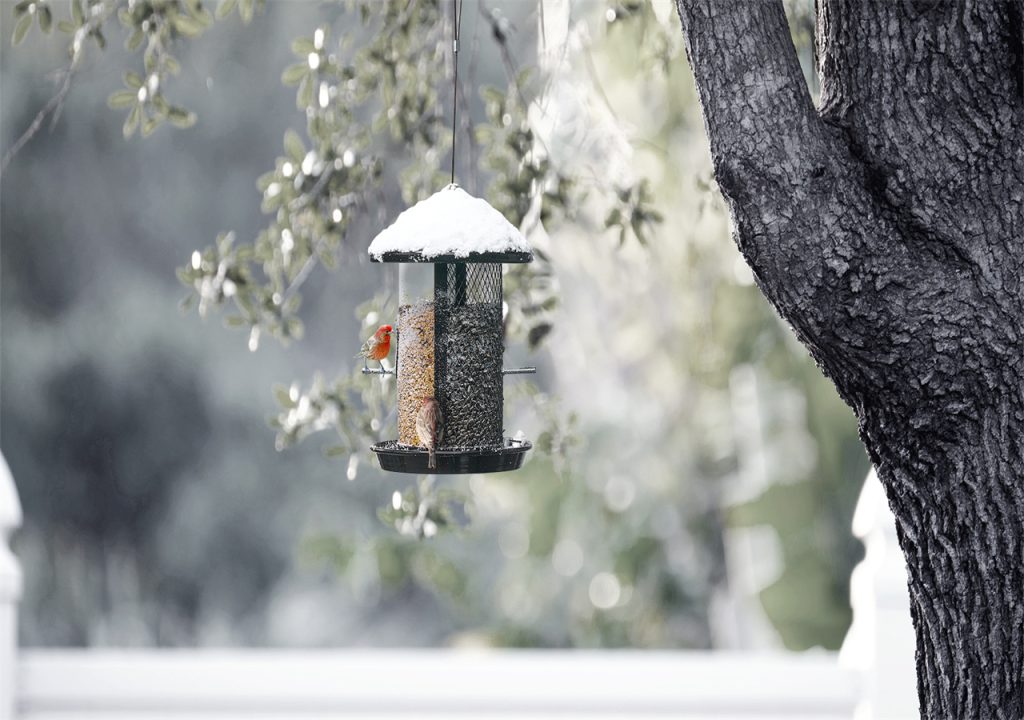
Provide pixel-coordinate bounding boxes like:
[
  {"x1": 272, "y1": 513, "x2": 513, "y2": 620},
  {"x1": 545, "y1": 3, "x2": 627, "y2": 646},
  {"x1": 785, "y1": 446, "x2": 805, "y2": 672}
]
[{"x1": 416, "y1": 397, "x2": 444, "y2": 470}]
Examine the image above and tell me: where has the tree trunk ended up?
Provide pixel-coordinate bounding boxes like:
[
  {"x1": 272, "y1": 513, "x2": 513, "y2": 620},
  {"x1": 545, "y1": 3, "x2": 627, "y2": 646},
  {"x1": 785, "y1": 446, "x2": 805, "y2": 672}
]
[{"x1": 674, "y1": 0, "x2": 1024, "y2": 717}]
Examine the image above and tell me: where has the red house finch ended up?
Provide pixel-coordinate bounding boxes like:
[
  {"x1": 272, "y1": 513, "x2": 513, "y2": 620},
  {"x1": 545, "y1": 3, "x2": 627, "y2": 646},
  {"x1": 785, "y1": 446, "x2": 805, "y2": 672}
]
[
  {"x1": 416, "y1": 397, "x2": 444, "y2": 470},
  {"x1": 356, "y1": 324, "x2": 393, "y2": 370}
]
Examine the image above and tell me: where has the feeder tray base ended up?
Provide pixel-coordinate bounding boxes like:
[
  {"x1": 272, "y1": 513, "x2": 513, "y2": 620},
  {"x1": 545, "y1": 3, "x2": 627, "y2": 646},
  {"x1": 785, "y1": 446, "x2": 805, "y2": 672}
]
[{"x1": 371, "y1": 439, "x2": 531, "y2": 474}]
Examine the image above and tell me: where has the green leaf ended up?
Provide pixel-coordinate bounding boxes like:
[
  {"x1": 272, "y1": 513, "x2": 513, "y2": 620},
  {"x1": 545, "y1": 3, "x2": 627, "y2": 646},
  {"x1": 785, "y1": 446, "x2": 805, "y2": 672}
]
[
  {"x1": 285, "y1": 317, "x2": 304, "y2": 340},
  {"x1": 239, "y1": 0, "x2": 254, "y2": 23},
  {"x1": 283, "y1": 129, "x2": 305, "y2": 162},
  {"x1": 141, "y1": 115, "x2": 160, "y2": 137},
  {"x1": 38, "y1": 5, "x2": 53, "y2": 33},
  {"x1": 274, "y1": 384, "x2": 296, "y2": 408},
  {"x1": 515, "y1": 67, "x2": 533, "y2": 89},
  {"x1": 107, "y1": 90, "x2": 137, "y2": 109},
  {"x1": 70, "y1": 0, "x2": 83, "y2": 25},
  {"x1": 124, "y1": 71, "x2": 143, "y2": 89},
  {"x1": 296, "y1": 75, "x2": 313, "y2": 109},
  {"x1": 631, "y1": 217, "x2": 646, "y2": 245},
  {"x1": 235, "y1": 289, "x2": 255, "y2": 315},
  {"x1": 528, "y1": 322, "x2": 552, "y2": 350},
  {"x1": 14, "y1": 1, "x2": 31, "y2": 16},
  {"x1": 193, "y1": 7, "x2": 214, "y2": 27},
  {"x1": 323, "y1": 446, "x2": 349, "y2": 458},
  {"x1": 123, "y1": 104, "x2": 141, "y2": 138},
  {"x1": 281, "y1": 62, "x2": 307, "y2": 85},
  {"x1": 291, "y1": 37, "x2": 315, "y2": 56},
  {"x1": 256, "y1": 171, "x2": 275, "y2": 191},
  {"x1": 12, "y1": 13, "x2": 33, "y2": 45},
  {"x1": 167, "y1": 107, "x2": 197, "y2": 129},
  {"x1": 126, "y1": 28, "x2": 144, "y2": 51},
  {"x1": 171, "y1": 12, "x2": 205, "y2": 37},
  {"x1": 260, "y1": 191, "x2": 280, "y2": 214},
  {"x1": 151, "y1": 93, "x2": 170, "y2": 113},
  {"x1": 283, "y1": 293, "x2": 302, "y2": 314},
  {"x1": 480, "y1": 86, "x2": 505, "y2": 108},
  {"x1": 215, "y1": 0, "x2": 237, "y2": 19},
  {"x1": 214, "y1": 231, "x2": 233, "y2": 253}
]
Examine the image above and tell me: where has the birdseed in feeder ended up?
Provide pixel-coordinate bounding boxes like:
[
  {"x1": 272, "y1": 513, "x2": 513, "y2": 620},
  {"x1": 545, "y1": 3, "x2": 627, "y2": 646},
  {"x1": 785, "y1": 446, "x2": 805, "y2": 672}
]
[
  {"x1": 397, "y1": 301, "x2": 435, "y2": 446},
  {"x1": 437, "y1": 301, "x2": 504, "y2": 448}
]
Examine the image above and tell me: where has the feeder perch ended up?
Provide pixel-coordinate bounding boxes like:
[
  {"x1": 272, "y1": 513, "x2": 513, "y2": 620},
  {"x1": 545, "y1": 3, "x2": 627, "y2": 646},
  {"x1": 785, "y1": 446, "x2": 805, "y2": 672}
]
[{"x1": 365, "y1": 184, "x2": 534, "y2": 474}]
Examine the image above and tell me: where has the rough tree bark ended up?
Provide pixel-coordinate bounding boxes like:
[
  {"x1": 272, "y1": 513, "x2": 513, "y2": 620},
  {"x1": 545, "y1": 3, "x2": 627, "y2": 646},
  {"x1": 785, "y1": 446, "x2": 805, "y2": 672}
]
[{"x1": 674, "y1": 0, "x2": 1023, "y2": 717}]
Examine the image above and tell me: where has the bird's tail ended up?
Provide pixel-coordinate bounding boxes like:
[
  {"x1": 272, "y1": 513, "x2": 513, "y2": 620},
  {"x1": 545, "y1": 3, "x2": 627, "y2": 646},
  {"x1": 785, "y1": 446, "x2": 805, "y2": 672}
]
[{"x1": 428, "y1": 447, "x2": 436, "y2": 470}]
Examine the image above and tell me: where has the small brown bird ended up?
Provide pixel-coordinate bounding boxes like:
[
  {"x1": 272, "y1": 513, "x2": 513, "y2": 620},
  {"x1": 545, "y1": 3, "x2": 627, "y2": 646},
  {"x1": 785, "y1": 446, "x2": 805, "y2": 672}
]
[
  {"x1": 356, "y1": 324, "x2": 393, "y2": 370},
  {"x1": 416, "y1": 397, "x2": 444, "y2": 470}
]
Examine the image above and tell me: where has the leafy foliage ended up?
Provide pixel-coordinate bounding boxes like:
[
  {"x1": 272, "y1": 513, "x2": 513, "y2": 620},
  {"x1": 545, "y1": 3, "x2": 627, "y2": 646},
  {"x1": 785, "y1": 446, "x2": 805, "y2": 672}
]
[
  {"x1": 604, "y1": 180, "x2": 663, "y2": 246},
  {"x1": 11, "y1": 1, "x2": 54, "y2": 46},
  {"x1": 6, "y1": 0, "x2": 864, "y2": 651},
  {"x1": 12, "y1": 0, "x2": 115, "y2": 66},
  {"x1": 172, "y1": 1, "x2": 662, "y2": 493},
  {"x1": 6, "y1": 0, "x2": 662, "y2": 473}
]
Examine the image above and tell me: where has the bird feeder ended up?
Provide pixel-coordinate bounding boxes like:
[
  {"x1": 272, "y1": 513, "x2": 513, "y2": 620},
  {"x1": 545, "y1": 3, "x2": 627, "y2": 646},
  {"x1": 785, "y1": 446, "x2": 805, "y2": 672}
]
[{"x1": 365, "y1": 184, "x2": 534, "y2": 474}]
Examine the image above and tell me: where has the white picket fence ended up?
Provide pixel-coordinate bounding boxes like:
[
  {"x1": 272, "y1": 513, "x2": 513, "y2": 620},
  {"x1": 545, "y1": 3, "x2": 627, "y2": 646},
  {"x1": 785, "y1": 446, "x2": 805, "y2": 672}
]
[
  {"x1": 0, "y1": 456, "x2": 917, "y2": 719},
  {"x1": 0, "y1": 456, "x2": 20, "y2": 720}
]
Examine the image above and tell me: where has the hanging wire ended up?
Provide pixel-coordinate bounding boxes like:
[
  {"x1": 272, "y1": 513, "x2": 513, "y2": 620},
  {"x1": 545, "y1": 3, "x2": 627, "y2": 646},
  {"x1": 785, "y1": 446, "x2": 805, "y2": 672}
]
[{"x1": 450, "y1": 0, "x2": 464, "y2": 185}]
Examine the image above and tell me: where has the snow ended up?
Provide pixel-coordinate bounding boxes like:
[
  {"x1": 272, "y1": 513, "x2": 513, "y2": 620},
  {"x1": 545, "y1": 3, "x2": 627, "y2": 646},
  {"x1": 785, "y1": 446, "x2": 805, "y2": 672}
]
[{"x1": 368, "y1": 184, "x2": 531, "y2": 260}]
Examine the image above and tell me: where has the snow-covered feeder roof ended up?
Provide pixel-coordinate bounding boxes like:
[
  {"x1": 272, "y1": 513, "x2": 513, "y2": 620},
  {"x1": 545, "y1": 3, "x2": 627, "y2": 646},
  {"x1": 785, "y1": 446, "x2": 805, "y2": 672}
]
[{"x1": 368, "y1": 184, "x2": 532, "y2": 263}]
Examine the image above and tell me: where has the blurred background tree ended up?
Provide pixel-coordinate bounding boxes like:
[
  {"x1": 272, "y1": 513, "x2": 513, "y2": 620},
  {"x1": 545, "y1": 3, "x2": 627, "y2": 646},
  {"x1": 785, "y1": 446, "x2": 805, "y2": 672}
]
[{"x1": 1, "y1": 0, "x2": 867, "y2": 650}]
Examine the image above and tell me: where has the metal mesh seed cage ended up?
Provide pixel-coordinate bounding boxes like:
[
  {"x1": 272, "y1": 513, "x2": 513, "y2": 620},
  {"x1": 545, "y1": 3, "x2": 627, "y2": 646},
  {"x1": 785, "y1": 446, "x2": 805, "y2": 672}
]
[{"x1": 435, "y1": 263, "x2": 503, "y2": 449}]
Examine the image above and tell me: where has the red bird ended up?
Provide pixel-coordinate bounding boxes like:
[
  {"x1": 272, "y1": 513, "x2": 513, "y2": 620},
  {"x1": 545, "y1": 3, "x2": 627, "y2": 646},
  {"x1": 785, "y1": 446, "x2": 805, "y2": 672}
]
[
  {"x1": 356, "y1": 324, "x2": 393, "y2": 370},
  {"x1": 416, "y1": 397, "x2": 444, "y2": 470}
]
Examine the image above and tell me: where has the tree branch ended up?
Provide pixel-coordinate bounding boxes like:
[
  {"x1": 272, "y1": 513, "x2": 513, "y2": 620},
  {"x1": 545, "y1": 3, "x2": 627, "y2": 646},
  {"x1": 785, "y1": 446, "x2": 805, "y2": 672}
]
[
  {"x1": 675, "y1": 0, "x2": 826, "y2": 197},
  {"x1": 673, "y1": 0, "x2": 978, "y2": 417},
  {"x1": 676, "y1": 0, "x2": 1023, "y2": 448},
  {"x1": 674, "y1": 0, "x2": 879, "y2": 353},
  {"x1": 0, "y1": 67, "x2": 75, "y2": 177}
]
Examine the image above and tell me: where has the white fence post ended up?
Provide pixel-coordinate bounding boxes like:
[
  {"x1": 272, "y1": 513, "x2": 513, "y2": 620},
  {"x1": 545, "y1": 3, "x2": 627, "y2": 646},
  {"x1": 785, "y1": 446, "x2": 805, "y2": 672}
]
[
  {"x1": 0, "y1": 454, "x2": 22, "y2": 720},
  {"x1": 840, "y1": 468, "x2": 918, "y2": 719}
]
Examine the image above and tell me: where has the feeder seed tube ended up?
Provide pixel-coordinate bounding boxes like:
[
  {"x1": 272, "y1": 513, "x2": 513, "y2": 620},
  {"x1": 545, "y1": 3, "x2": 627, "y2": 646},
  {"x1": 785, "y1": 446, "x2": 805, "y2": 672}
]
[
  {"x1": 397, "y1": 301, "x2": 435, "y2": 446},
  {"x1": 437, "y1": 302, "x2": 503, "y2": 448}
]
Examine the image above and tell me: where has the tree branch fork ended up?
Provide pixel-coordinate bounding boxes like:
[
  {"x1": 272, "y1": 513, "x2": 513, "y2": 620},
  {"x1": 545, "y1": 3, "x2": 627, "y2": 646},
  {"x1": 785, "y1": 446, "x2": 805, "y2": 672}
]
[{"x1": 676, "y1": 0, "x2": 1022, "y2": 412}]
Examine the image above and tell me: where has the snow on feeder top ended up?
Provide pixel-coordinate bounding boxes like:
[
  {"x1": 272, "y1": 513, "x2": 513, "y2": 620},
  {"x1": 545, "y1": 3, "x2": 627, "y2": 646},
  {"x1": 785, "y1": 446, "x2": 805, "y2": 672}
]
[
  {"x1": 368, "y1": 184, "x2": 533, "y2": 264},
  {"x1": 364, "y1": 184, "x2": 534, "y2": 475}
]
